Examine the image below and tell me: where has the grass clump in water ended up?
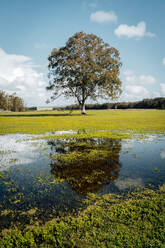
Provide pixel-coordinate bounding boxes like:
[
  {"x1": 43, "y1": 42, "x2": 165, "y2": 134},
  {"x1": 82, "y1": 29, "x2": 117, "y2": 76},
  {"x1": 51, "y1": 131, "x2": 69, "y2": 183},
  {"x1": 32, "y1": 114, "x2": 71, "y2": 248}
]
[
  {"x1": 49, "y1": 138, "x2": 121, "y2": 195},
  {"x1": 0, "y1": 185, "x2": 164, "y2": 248}
]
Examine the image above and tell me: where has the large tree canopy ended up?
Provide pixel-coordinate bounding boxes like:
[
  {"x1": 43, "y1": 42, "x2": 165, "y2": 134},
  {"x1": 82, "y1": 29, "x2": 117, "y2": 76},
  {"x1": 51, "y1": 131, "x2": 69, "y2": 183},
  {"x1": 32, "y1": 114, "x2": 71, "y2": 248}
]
[{"x1": 47, "y1": 32, "x2": 122, "y2": 114}]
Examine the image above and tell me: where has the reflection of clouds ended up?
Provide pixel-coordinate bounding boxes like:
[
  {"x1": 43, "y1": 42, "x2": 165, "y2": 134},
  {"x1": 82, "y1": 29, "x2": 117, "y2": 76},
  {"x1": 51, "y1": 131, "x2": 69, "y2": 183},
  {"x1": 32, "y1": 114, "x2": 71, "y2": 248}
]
[
  {"x1": 0, "y1": 131, "x2": 84, "y2": 171},
  {"x1": 122, "y1": 142, "x2": 133, "y2": 150},
  {"x1": 115, "y1": 177, "x2": 143, "y2": 190},
  {"x1": 122, "y1": 139, "x2": 135, "y2": 151},
  {"x1": 138, "y1": 134, "x2": 157, "y2": 143},
  {"x1": 0, "y1": 134, "x2": 46, "y2": 170},
  {"x1": 122, "y1": 134, "x2": 160, "y2": 152},
  {"x1": 160, "y1": 151, "x2": 165, "y2": 159},
  {"x1": 54, "y1": 130, "x2": 76, "y2": 135}
]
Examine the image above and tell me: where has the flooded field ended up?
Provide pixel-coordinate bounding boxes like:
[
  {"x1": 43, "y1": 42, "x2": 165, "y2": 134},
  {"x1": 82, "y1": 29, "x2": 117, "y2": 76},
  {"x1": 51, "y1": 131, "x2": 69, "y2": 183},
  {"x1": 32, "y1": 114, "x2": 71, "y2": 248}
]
[
  {"x1": 0, "y1": 110, "x2": 165, "y2": 247},
  {"x1": 0, "y1": 133, "x2": 165, "y2": 230}
]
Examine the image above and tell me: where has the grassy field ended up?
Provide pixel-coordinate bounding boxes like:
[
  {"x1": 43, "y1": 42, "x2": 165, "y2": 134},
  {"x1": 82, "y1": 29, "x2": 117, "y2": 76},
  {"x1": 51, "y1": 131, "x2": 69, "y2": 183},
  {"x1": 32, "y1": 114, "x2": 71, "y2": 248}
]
[{"x1": 0, "y1": 109, "x2": 165, "y2": 138}]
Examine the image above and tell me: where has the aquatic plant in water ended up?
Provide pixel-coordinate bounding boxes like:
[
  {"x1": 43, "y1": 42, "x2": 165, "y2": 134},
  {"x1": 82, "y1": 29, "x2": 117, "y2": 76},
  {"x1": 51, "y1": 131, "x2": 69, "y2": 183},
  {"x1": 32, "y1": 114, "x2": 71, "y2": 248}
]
[{"x1": 50, "y1": 138, "x2": 122, "y2": 195}]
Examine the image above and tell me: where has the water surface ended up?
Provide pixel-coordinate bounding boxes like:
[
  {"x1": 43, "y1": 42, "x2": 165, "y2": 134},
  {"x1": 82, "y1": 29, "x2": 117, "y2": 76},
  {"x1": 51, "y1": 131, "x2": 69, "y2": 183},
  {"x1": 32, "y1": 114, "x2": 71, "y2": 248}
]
[{"x1": 0, "y1": 133, "x2": 165, "y2": 230}]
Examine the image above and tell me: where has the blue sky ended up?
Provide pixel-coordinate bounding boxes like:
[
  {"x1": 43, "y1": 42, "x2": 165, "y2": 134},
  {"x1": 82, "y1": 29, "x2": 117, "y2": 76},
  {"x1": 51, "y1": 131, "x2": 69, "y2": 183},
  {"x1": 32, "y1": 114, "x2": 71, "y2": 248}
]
[{"x1": 0, "y1": 0, "x2": 165, "y2": 106}]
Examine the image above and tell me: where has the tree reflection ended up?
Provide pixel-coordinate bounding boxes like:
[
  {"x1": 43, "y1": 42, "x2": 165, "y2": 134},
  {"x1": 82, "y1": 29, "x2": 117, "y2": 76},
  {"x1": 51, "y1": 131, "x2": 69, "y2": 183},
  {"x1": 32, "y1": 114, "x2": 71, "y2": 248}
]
[{"x1": 49, "y1": 138, "x2": 122, "y2": 195}]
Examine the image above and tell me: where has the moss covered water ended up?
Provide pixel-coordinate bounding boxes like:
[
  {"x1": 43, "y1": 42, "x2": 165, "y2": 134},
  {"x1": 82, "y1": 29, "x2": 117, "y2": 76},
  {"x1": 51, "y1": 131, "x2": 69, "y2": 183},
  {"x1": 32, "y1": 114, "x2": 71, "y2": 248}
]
[{"x1": 0, "y1": 133, "x2": 165, "y2": 235}]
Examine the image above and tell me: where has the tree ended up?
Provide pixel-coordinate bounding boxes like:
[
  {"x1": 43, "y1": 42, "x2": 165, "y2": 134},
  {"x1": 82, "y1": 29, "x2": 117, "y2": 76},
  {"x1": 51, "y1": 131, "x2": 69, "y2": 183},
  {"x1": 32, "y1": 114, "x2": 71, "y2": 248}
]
[
  {"x1": 11, "y1": 94, "x2": 25, "y2": 112},
  {"x1": 0, "y1": 91, "x2": 7, "y2": 110},
  {"x1": 47, "y1": 32, "x2": 122, "y2": 114},
  {"x1": 0, "y1": 91, "x2": 25, "y2": 112}
]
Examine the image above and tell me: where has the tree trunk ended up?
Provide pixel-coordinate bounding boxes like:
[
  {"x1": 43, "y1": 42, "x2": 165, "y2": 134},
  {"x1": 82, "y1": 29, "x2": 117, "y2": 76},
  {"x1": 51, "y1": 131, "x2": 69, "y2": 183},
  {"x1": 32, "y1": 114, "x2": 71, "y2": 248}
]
[{"x1": 81, "y1": 102, "x2": 86, "y2": 114}]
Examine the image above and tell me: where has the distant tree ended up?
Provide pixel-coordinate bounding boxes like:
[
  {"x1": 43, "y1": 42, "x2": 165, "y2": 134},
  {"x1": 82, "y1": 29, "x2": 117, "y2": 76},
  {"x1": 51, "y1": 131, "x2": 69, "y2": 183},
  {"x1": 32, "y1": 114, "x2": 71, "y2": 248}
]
[
  {"x1": 0, "y1": 91, "x2": 7, "y2": 110},
  {"x1": 11, "y1": 94, "x2": 25, "y2": 112},
  {"x1": 47, "y1": 32, "x2": 122, "y2": 114},
  {"x1": 0, "y1": 91, "x2": 25, "y2": 112}
]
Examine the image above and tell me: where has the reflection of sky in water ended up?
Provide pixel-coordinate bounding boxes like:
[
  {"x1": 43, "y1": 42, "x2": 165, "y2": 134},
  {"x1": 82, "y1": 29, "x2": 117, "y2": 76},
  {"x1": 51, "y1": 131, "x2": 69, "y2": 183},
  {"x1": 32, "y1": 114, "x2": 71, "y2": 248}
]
[
  {"x1": 160, "y1": 151, "x2": 165, "y2": 159},
  {"x1": 0, "y1": 132, "x2": 76, "y2": 170},
  {"x1": 0, "y1": 134, "x2": 165, "y2": 190},
  {"x1": 0, "y1": 134, "x2": 165, "y2": 223},
  {"x1": 114, "y1": 136, "x2": 165, "y2": 191},
  {"x1": 0, "y1": 134, "x2": 47, "y2": 170},
  {"x1": 115, "y1": 178, "x2": 143, "y2": 190}
]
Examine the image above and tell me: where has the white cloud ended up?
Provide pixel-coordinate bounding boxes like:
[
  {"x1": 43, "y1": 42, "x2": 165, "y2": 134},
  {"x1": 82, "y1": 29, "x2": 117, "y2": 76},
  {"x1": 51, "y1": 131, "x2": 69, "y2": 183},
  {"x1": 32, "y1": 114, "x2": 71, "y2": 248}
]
[
  {"x1": 162, "y1": 58, "x2": 165, "y2": 66},
  {"x1": 90, "y1": 10, "x2": 117, "y2": 23},
  {"x1": 125, "y1": 85, "x2": 149, "y2": 95},
  {"x1": 150, "y1": 91, "x2": 161, "y2": 98},
  {"x1": 0, "y1": 48, "x2": 49, "y2": 107},
  {"x1": 160, "y1": 84, "x2": 165, "y2": 95},
  {"x1": 120, "y1": 70, "x2": 160, "y2": 101},
  {"x1": 123, "y1": 70, "x2": 134, "y2": 76},
  {"x1": 123, "y1": 70, "x2": 156, "y2": 85},
  {"x1": 114, "y1": 21, "x2": 155, "y2": 39},
  {"x1": 139, "y1": 75, "x2": 156, "y2": 84}
]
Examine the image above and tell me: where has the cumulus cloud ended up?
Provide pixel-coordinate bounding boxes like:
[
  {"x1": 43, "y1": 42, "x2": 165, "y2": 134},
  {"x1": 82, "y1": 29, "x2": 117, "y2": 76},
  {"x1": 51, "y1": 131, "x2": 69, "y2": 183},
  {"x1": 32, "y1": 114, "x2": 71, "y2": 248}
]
[
  {"x1": 90, "y1": 10, "x2": 117, "y2": 23},
  {"x1": 123, "y1": 70, "x2": 156, "y2": 85},
  {"x1": 160, "y1": 84, "x2": 165, "y2": 95},
  {"x1": 139, "y1": 75, "x2": 156, "y2": 84},
  {"x1": 162, "y1": 58, "x2": 165, "y2": 66},
  {"x1": 120, "y1": 86, "x2": 151, "y2": 102},
  {"x1": 114, "y1": 21, "x2": 155, "y2": 39},
  {"x1": 120, "y1": 70, "x2": 160, "y2": 101},
  {"x1": 125, "y1": 85, "x2": 149, "y2": 95},
  {"x1": 0, "y1": 48, "x2": 48, "y2": 106}
]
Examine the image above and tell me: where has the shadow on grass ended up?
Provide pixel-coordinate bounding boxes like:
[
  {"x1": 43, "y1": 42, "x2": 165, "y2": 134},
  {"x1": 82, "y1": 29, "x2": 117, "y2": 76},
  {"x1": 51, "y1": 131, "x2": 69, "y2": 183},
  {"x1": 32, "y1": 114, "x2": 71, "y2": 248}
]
[{"x1": 0, "y1": 113, "x2": 83, "y2": 117}]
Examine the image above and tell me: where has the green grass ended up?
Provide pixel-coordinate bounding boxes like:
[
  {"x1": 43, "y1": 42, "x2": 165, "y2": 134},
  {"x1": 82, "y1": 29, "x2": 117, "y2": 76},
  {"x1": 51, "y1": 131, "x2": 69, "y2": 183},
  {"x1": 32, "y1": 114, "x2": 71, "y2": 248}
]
[
  {"x1": 0, "y1": 185, "x2": 164, "y2": 248},
  {"x1": 0, "y1": 110, "x2": 165, "y2": 138}
]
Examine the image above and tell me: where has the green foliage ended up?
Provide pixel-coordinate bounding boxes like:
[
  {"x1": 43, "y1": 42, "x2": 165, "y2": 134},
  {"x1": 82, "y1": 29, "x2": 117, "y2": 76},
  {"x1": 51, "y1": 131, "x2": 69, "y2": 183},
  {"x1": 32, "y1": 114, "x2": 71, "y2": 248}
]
[
  {"x1": 0, "y1": 91, "x2": 25, "y2": 112},
  {"x1": 47, "y1": 32, "x2": 122, "y2": 113},
  {"x1": 0, "y1": 186, "x2": 164, "y2": 247},
  {"x1": 65, "y1": 97, "x2": 165, "y2": 110}
]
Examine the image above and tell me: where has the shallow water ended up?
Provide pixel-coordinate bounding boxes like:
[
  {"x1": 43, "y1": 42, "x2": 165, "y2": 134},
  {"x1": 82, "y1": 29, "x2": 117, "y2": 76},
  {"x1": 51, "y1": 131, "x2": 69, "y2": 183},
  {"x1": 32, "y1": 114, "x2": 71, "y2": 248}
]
[{"x1": 0, "y1": 133, "x2": 165, "y2": 229}]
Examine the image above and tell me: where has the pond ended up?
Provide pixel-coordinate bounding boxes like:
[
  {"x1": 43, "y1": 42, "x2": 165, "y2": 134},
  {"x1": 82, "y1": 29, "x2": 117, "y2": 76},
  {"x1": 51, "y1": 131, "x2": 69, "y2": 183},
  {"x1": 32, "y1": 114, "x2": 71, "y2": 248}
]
[{"x1": 0, "y1": 133, "x2": 165, "y2": 230}]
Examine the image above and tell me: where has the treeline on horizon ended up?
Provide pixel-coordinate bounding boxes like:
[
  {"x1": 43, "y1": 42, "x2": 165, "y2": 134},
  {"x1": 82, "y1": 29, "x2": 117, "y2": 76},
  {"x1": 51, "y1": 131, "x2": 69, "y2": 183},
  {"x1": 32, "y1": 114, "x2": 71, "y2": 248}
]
[
  {"x1": 1, "y1": 91, "x2": 165, "y2": 112},
  {"x1": 0, "y1": 91, "x2": 25, "y2": 112},
  {"x1": 63, "y1": 97, "x2": 165, "y2": 111}
]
